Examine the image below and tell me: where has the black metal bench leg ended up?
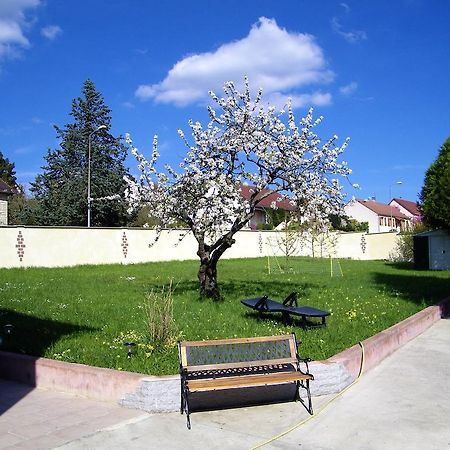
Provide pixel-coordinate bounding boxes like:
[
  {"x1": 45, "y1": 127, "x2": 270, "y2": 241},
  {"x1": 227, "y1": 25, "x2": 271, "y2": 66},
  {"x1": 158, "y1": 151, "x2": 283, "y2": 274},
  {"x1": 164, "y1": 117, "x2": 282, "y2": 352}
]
[
  {"x1": 185, "y1": 395, "x2": 191, "y2": 429},
  {"x1": 297, "y1": 379, "x2": 314, "y2": 415},
  {"x1": 180, "y1": 379, "x2": 184, "y2": 414},
  {"x1": 306, "y1": 379, "x2": 313, "y2": 415},
  {"x1": 180, "y1": 383, "x2": 192, "y2": 429},
  {"x1": 294, "y1": 380, "x2": 301, "y2": 401},
  {"x1": 180, "y1": 379, "x2": 192, "y2": 429}
]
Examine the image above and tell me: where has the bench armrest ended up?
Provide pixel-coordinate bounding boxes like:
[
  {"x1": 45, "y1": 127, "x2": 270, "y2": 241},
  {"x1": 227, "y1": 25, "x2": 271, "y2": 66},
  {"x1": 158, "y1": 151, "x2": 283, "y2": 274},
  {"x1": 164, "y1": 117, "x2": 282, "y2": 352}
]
[{"x1": 296, "y1": 352, "x2": 311, "y2": 373}]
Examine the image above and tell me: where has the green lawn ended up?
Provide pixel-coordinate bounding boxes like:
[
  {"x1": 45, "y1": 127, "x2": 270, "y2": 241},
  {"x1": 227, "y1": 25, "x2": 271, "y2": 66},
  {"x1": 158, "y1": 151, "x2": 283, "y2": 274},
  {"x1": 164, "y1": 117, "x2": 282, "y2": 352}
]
[{"x1": 0, "y1": 257, "x2": 448, "y2": 376}]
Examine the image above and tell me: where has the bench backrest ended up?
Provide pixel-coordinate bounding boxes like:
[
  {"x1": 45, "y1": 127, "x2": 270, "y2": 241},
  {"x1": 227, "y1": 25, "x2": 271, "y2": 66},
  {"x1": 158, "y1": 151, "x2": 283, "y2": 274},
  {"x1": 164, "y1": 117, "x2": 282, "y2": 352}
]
[{"x1": 178, "y1": 334, "x2": 298, "y2": 372}]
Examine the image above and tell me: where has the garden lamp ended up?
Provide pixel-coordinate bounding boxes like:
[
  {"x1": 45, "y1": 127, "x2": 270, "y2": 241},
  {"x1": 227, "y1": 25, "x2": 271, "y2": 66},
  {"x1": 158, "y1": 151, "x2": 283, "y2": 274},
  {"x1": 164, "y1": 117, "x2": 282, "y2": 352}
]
[
  {"x1": 389, "y1": 181, "x2": 402, "y2": 230},
  {"x1": 124, "y1": 341, "x2": 136, "y2": 358}
]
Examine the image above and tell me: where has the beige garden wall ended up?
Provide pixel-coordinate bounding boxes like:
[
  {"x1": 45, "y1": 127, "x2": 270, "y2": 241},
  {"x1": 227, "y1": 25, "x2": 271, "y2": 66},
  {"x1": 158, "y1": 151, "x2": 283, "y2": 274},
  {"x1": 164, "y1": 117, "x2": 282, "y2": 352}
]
[{"x1": 0, "y1": 226, "x2": 400, "y2": 269}]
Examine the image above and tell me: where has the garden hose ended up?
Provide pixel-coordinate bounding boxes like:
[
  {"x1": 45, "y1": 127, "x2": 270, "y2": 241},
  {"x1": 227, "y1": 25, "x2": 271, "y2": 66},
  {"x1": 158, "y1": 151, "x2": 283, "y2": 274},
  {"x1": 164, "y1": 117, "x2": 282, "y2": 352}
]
[{"x1": 250, "y1": 341, "x2": 365, "y2": 450}]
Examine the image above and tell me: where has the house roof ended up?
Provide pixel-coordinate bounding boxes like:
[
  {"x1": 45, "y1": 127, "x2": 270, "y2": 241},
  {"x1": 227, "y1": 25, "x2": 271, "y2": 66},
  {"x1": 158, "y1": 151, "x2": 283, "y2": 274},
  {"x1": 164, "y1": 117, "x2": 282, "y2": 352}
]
[
  {"x1": 415, "y1": 229, "x2": 450, "y2": 237},
  {"x1": 391, "y1": 198, "x2": 421, "y2": 216},
  {"x1": 0, "y1": 180, "x2": 15, "y2": 196},
  {"x1": 239, "y1": 184, "x2": 296, "y2": 211},
  {"x1": 354, "y1": 198, "x2": 409, "y2": 219}
]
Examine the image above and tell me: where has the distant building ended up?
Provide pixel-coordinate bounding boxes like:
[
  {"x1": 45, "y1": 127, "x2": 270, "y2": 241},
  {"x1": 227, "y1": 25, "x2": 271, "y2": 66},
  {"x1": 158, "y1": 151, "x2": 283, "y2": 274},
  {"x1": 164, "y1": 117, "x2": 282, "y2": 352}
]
[
  {"x1": 0, "y1": 180, "x2": 16, "y2": 225},
  {"x1": 344, "y1": 198, "x2": 410, "y2": 233},
  {"x1": 389, "y1": 198, "x2": 422, "y2": 224},
  {"x1": 239, "y1": 184, "x2": 296, "y2": 229}
]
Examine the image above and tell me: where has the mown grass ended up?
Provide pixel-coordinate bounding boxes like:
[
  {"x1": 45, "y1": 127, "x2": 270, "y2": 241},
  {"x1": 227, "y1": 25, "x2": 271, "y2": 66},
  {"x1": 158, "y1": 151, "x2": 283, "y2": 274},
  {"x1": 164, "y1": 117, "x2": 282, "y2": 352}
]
[{"x1": 0, "y1": 257, "x2": 448, "y2": 376}]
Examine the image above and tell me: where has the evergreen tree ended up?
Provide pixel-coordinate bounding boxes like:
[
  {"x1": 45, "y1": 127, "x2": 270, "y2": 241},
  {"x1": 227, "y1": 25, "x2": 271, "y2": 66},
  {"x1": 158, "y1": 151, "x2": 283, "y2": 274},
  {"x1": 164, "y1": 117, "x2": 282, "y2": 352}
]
[
  {"x1": 419, "y1": 137, "x2": 450, "y2": 230},
  {"x1": 8, "y1": 195, "x2": 40, "y2": 225},
  {"x1": 31, "y1": 80, "x2": 131, "y2": 226},
  {"x1": 0, "y1": 151, "x2": 17, "y2": 187}
]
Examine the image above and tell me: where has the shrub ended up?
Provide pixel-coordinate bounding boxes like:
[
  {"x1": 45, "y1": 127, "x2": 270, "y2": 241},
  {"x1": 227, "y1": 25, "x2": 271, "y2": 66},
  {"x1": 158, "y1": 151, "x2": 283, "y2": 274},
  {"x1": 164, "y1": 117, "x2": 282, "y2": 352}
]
[
  {"x1": 390, "y1": 223, "x2": 429, "y2": 262},
  {"x1": 144, "y1": 282, "x2": 178, "y2": 348}
]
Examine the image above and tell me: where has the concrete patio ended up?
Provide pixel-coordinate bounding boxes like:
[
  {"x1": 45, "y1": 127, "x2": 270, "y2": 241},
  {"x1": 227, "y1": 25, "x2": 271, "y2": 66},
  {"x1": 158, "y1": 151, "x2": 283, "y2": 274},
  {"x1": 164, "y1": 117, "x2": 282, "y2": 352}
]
[{"x1": 1, "y1": 318, "x2": 448, "y2": 449}]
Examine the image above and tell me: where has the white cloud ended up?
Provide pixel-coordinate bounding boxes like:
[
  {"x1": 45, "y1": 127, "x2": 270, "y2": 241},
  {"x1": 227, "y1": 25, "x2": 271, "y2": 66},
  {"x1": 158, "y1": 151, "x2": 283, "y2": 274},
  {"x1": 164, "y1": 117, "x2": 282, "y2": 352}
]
[
  {"x1": 0, "y1": 0, "x2": 40, "y2": 59},
  {"x1": 41, "y1": 25, "x2": 62, "y2": 40},
  {"x1": 122, "y1": 101, "x2": 135, "y2": 109},
  {"x1": 14, "y1": 145, "x2": 33, "y2": 155},
  {"x1": 331, "y1": 17, "x2": 367, "y2": 44},
  {"x1": 136, "y1": 17, "x2": 334, "y2": 108},
  {"x1": 265, "y1": 91, "x2": 332, "y2": 111},
  {"x1": 340, "y1": 3, "x2": 350, "y2": 13},
  {"x1": 340, "y1": 81, "x2": 358, "y2": 95}
]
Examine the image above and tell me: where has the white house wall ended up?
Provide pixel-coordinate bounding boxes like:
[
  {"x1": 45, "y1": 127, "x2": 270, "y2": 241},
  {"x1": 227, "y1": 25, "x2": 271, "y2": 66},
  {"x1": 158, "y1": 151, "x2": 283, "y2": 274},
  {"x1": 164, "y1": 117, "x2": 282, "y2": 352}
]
[
  {"x1": 389, "y1": 200, "x2": 410, "y2": 219},
  {"x1": 344, "y1": 202, "x2": 380, "y2": 233},
  {"x1": 0, "y1": 200, "x2": 7, "y2": 226}
]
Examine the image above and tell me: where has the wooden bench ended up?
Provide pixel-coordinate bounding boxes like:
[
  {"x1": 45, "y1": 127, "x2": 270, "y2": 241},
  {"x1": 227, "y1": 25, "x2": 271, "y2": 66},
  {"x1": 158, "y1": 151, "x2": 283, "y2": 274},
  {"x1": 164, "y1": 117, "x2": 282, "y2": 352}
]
[{"x1": 178, "y1": 333, "x2": 313, "y2": 429}]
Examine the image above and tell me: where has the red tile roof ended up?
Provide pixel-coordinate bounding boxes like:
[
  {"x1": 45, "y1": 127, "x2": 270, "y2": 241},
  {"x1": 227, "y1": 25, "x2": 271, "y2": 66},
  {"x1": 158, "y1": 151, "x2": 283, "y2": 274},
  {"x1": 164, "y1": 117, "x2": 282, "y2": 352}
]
[
  {"x1": 0, "y1": 180, "x2": 15, "y2": 195},
  {"x1": 356, "y1": 199, "x2": 409, "y2": 219},
  {"x1": 239, "y1": 184, "x2": 296, "y2": 211},
  {"x1": 391, "y1": 198, "x2": 421, "y2": 216}
]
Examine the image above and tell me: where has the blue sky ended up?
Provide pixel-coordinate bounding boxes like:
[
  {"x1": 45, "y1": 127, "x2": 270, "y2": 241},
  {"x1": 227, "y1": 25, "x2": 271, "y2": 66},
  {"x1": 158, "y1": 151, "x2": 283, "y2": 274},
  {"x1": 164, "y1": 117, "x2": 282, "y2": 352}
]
[{"x1": 1, "y1": 0, "x2": 449, "y2": 203}]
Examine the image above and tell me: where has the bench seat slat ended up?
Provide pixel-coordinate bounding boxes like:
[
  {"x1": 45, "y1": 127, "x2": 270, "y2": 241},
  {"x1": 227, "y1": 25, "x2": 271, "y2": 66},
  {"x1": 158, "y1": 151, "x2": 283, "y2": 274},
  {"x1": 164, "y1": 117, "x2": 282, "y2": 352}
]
[{"x1": 187, "y1": 371, "x2": 313, "y2": 392}]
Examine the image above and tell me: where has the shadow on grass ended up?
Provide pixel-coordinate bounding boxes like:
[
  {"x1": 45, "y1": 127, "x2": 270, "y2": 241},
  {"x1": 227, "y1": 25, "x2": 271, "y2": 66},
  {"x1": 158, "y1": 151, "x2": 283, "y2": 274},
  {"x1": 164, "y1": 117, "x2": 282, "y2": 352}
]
[
  {"x1": 241, "y1": 311, "x2": 326, "y2": 330},
  {"x1": 0, "y1": 308, "x2": 95, "y2": 357},
  {"x1": 173, "y1": 279, "x2": 318, "y2": 302},
  {"x1": 384, "y1": 261, "x2": 415, "y2": 271},
  {"x1": 372, "y1": 272, "x2": 450, "y2": 307}
]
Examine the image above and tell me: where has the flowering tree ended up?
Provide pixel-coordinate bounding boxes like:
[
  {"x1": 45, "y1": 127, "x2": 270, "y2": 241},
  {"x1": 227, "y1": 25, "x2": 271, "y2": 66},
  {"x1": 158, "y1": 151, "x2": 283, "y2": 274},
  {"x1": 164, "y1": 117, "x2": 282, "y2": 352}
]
[{"x1": 125, "y1": 79, "x2": 352, "y2": 298}]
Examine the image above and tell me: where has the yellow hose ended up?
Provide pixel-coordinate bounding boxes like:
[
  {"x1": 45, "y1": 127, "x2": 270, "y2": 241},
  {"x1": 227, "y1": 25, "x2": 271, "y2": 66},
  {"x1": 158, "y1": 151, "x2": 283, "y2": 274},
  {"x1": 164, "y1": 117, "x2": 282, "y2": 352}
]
[{"x1": 250, "y1": 342, "x2": 365, "y2": 449}]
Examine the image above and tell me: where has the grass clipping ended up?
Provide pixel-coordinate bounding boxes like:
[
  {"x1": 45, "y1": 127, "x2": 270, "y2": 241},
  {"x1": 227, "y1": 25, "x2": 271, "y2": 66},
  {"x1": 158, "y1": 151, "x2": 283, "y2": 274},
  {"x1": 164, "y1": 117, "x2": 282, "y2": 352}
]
[{"x1": 144, "y1": 281, "x2": 177, "y2": 349}]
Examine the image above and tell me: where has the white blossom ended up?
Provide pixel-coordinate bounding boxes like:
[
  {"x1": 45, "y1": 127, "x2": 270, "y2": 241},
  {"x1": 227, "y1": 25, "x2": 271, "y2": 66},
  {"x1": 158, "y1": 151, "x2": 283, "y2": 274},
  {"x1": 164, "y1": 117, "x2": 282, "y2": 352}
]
[{"x1": 125, "y1": 78, "x2": 352, "y2": 267}]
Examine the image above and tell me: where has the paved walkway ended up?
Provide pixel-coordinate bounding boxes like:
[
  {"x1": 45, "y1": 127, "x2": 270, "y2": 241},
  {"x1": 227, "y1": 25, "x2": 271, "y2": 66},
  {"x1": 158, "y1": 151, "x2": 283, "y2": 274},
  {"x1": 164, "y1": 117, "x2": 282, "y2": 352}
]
[
  {"x1": 0, "y1": 381, "x2": 145, "y2": 449},
  {"x1": 1, "y1": 318, "x2": 449, "y2": 449}
]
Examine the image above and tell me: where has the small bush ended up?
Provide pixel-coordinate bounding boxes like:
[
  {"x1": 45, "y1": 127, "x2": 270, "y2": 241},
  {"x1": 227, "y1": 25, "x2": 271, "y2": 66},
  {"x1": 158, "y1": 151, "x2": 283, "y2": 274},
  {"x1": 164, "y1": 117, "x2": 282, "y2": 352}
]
[
  {"x1": 144, "y1": 282, "x2": 177, "y2": 348},
  {"x1": 390, "y1": 223, "x2": 429, "y2": 262}
]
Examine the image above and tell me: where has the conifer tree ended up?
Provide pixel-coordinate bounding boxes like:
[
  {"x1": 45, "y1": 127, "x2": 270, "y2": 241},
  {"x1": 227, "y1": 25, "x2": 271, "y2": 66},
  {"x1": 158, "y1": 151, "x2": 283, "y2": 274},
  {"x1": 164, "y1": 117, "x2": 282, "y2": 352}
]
[
  {"x1": 419, "y1": 137, "x2": 450, "y2": 230},
  {"x1": 0, "y1": 151, "x2": 17, "y2": 187},
  {"x1": 32, "y1": 80, "x2": 130, "y2": 226}
]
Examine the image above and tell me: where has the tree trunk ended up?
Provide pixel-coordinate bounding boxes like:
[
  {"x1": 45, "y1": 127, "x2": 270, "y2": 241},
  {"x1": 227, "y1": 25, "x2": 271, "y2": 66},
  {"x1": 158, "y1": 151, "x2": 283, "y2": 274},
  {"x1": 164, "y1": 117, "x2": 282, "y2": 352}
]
[
  {"x1": 198, "y1": 258, "x2": 220, "y2": 299},
  {"x1": 194, "y1": 230, "x2": 236, "y2": 299}
]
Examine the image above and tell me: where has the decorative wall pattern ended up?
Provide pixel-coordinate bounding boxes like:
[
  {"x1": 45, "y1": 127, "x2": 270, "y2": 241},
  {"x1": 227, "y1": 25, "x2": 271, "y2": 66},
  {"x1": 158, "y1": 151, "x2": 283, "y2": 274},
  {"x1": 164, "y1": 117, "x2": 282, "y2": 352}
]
[
  {"x1": 360, "y1": 234, "x2": 367, "y2": 254},
  {"x1": 121, "y1": 232, "x2": 129, "y2": 258},
  {"x1": 16, "y1": 231, "x2": 26, "y2": 261}
]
